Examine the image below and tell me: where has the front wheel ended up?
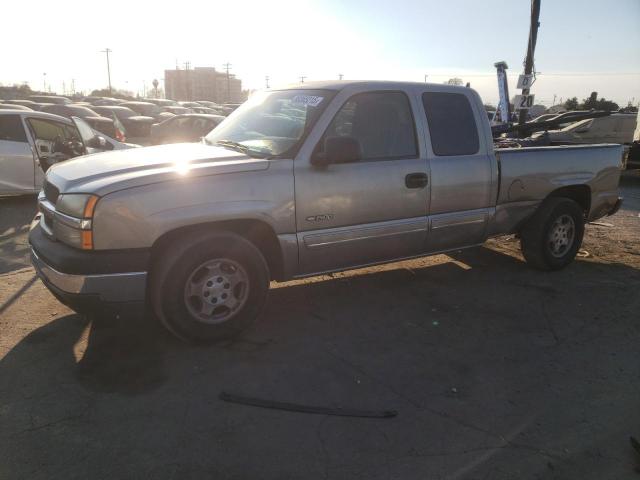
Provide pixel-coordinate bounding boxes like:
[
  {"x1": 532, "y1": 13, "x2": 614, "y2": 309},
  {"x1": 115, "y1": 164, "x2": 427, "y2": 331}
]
[
  {"x1": 520, "y1": 197, "x2": 585, "y2": 271},
  {"x1": 149, "y1": 231, "x2": 270, "y2": 343}
]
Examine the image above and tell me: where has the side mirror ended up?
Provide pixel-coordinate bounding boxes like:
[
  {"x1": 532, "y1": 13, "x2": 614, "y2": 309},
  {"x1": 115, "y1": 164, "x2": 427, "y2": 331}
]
[
  {"x1": 88, "y1": 135, "x2": 108, "y2": 149},
  {"x1": 311, "y1": 136, "x2": 362, "y2": 166}
]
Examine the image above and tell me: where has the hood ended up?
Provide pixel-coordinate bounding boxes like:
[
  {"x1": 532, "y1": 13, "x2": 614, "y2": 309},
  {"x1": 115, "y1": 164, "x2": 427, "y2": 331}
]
[
  {"x1": 85, "y1": 115, "x2": 113, "y2": 125},
  {"x1": 47, "y1": 142, "x2": 269, "y2": 196},
  {"x1": 127, "y1": 115, "x2": 156, "y2": 123}
]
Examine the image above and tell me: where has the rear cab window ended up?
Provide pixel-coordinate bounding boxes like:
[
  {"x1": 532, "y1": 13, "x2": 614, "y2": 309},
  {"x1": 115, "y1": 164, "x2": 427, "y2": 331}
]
[
  {"x1": 0, "y1": 115, "x2": 28, "y2": 142},
  {"x1": 422, "y1": 92, "x2": 479, "y2": 156}
]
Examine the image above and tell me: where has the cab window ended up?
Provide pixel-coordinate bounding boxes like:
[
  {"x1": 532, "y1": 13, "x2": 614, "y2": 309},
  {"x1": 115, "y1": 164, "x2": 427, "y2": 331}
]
[
  {"x1": 0, "y1": 115, "x2": 27, "y2": 142},
  {"x1": 422, "y1": 92, "x2": 479, "y2": 156},
  {"x1": 322, "y1": 91, "x2": 418, "y2": 161}
]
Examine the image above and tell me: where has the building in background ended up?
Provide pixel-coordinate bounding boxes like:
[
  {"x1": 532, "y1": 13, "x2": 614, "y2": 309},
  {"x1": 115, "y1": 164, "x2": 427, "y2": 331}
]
[{"x1": 164, "y1": 67, "x2": 243, "y2": 103}]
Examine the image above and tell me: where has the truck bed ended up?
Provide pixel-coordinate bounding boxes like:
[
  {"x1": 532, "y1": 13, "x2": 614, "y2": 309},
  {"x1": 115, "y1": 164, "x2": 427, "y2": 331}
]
[{"x1": 489, "y1": 143, "x2": 623, "y2": 235}]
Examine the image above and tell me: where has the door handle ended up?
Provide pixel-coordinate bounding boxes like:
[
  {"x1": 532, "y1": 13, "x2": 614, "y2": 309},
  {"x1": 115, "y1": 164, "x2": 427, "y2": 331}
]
[{"x1": 405, "y1": 172, "x2": 428, "y2": 189}]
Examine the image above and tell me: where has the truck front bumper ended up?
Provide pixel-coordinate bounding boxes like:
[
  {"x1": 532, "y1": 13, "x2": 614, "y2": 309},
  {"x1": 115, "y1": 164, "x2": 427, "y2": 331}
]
[{"x1": 29, "y1": 220, "x2": 148, "y2": 313}]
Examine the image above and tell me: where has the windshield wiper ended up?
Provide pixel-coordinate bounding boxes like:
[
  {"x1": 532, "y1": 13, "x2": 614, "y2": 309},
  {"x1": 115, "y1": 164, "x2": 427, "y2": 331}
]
[{"x1": 214, "y1": 139, "x2": 271, "y2": 159}]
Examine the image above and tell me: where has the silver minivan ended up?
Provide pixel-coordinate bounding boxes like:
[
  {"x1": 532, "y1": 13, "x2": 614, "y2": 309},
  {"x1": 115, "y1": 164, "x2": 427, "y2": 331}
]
[{"x1": 0, "y1": 110, "x2": 135, "y2": 196}]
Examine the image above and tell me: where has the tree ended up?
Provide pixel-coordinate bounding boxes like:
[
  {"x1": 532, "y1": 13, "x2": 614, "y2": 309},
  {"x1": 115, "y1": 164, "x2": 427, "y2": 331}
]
[
  {"x1": 90, "y1": 88, "x2": 134, "y2": 100},
  {"x1": 444, "y1": 78, "x2": 463, "y2": 86},
  {"x1": 581, "y1": 91, "x2": 619, "y2": 112},
  {"x1": 564, "y1": 97, "x2": 579, "y2": 110}
]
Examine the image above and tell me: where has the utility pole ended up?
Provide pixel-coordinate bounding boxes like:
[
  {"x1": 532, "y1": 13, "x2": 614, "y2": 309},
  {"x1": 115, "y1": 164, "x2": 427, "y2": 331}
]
[
  {"x1": 42, "y1": 73, "x2": 46, "y2": 92},
  {"x1": 299, "y1": 75, "x2": 306, "y2": 83},
  {"x1": 71, "y1": 79, "x2": 75, "y2": 95},
  {"x1": 101, "y1": 48, "x2": 112, "y2": 95},
  {"x1": 338, "y1": 73, "x2": 344, "y2": 80},
  {"x1": 552, "y1": 93, "x2": 556, "y2": 106},
  {"x1": 223, "y1": 62, "x2": 232, "y2": 102},
  {"x1": 265, "y1": 76, "x2": 270, "y2": 89},
  {"x1": 424, "y1": 74, "x2": 428, "y2": 83},
  {"x1": 183, "y1": 61, "x2": 191, "y2": 100},
  {"x1": 518, "y1": 0, "x2": 541, "y2": 125}
]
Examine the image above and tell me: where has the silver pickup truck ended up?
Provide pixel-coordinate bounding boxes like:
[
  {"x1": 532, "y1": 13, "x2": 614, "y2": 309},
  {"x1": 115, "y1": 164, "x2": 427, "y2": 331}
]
[{"x1": 29, "y1": 81, "x2": 623, "y2": 342}]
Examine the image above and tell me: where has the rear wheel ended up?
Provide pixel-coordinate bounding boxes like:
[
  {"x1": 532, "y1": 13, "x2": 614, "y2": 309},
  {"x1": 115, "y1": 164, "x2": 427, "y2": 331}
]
[
  {"x1": 149, "y1": 231, "x2": 270, "y2": 343},
  {"x1": 520, "y1": 197, "x2": 585, "y2": 271}
]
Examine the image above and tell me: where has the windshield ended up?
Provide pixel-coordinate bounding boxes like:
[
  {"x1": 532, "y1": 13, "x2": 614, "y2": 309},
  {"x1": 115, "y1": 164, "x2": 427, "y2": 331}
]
[
  {"x1": 204, "y1": 89, "x2": 335, "y2": 157},
  {"x1": 108, "y1": 107, "x2": 136, "y2": 119},
  {"x1": 68, "y1": 106, "x2": 99, "y2": 117}
]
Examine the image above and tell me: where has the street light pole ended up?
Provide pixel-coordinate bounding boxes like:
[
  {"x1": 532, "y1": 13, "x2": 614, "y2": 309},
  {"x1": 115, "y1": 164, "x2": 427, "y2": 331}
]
[
  {"x1": 101, "y1": 48, "x2": 112, "y2": 95},
  {"x1": 223, "y1": 62, "x2": 232, "y2": 102}
]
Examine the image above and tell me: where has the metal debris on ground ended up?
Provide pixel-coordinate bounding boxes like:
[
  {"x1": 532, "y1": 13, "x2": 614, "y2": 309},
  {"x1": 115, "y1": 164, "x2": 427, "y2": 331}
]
[{"x1": 219, "y1": 391, "x2": 398, "y2": 418}]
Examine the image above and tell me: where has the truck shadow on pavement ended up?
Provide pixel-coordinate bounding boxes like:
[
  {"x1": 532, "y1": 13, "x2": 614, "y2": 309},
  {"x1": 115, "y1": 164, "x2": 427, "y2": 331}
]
[
  {"x1": 0, "y1": 195, "x2": 37, "y2": 274},
  {"x1": 1, "y1": 245, "x2": 639, "y2": 479}
]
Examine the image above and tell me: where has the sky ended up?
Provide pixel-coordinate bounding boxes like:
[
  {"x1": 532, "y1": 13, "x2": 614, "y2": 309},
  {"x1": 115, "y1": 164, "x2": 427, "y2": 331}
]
[{"x1": 1, "y1": 0, "x2": 639, "y2": 106}]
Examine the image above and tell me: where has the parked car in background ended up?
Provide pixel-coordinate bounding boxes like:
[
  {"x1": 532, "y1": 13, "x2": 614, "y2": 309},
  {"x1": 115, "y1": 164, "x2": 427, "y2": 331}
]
[
  {"x1": 624, "y1": 109, "x2": 640, "y2": 169},
  {"x1": 119, "y1": 101, "x2": 164, "y2": 121},
  {"x1": 4, "y1": 99, "x2": 39, "y2": 109},
  {"x1": 40, "y1": 104, "x2": 116, "y2": 138},
  {"x1": 98, "y1": 131, "x2": 141, "y2": 151},
  {"x1": 195, "y1": 100, "x2": 221, "y2": 109},
  {"x1": 29, "y1": 81, "x2": 623, "y2": 342},
  {"x1": 90, "y1": 97, "x2": 122, "y2": 106},
  {"x1": 223, "y1": 103, "x2": 243, "y2": 111},
  {"x1": 155, "y1": 105, "x2": 194, "y2": 122},
  {"x1": 0, "y1": 111, "x2": 127, "y2": 195},
  {"x1": 178, "y1": 101, "x2": 202, "y2": 109},
  {"x1": 150, "y1": 113, "x2": 224, "y2": 145},
  {"x1": 531, "y1": 113, "x2": 558, "y2": 123},
  {"x1": 29, "y1": 95, "x2": 71, "y2": 105},
  {"x1": 0, "y1": 104, "x2": 33, "y2": 111},
  {"x1": 190, "y1": 106, "x2": 222, "y2": 115},
  {"x1": 143, "y1": 98, "x2": 178, "y2": 107},
  {"x1": 91, "y1": 106, "x2": 155, "y2": 138},
  {"x1": 533, "y1": 113, "x2": 637, "y2": 146},
  {"x1": 162, "y1": 106, "x2": 192, "y2": 115},
  {"x1": 30, "y1": 103, "x2": 55, "y2": 111}
]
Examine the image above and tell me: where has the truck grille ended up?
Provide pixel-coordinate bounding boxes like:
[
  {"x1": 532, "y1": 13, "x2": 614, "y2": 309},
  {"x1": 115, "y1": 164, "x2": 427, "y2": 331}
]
[{"x1": 44, "y1": 181, "x2": 60, "y2": 205}]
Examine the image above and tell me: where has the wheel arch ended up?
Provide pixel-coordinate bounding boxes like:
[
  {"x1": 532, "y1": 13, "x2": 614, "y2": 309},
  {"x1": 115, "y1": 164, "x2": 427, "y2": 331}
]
[
  {"x1": 546, "y1": 184, "x2": 591, "y2": 215},
  {"x1": 150, "y1": 219, "x2": 285, "y2": 281}
]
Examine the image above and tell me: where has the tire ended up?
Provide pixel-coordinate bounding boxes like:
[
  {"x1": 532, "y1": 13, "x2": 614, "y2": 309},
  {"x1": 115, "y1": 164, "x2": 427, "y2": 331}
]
[
  {"x1": 149, "y1": 231, "x2": 270, "y2": 343},
  {"x1": 520, "y1": 197, "x2": 585, "y2": 271}
]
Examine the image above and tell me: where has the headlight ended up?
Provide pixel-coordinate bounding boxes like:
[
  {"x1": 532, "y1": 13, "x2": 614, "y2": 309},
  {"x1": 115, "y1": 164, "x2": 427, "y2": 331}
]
[
  {"x1": 56, "y1": 194, "x2": 98, "y2": 218},
  {"x1": 53, "y1": 194, "x2": 99, "y2": 249}
]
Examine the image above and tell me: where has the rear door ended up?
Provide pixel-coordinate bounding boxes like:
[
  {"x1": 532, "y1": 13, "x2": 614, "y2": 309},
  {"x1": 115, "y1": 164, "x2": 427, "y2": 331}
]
[
  {"x1": 421, "y1": 90, "x2": 495, "y2": 252},
  {"x1": 0, "y1": 114, "x2": 36, "y2": 194},
  {"x1": 294, "y1": 89, "x2": 429, "y2": 274}
]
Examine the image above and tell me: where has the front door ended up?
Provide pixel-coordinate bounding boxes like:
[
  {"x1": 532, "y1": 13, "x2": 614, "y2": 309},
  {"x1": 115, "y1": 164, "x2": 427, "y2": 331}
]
[
  {"x1": 294, "y1": 90, "x2": 429, "y2": 275},
  {"x1": 0, "y1": 114, "x2": 36, "y2": 195}
]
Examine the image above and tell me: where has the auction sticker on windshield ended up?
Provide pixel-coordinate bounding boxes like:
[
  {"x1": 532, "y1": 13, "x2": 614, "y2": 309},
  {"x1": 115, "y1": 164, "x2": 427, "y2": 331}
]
[{"x1": 292, "y1": 95, "x2": 324, "y2": 107}]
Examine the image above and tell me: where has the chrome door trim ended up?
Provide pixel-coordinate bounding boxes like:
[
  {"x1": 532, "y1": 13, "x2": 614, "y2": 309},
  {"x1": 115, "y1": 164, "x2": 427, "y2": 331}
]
[
  {"x1": 303, "y1": 217, "x2": 428, "y2": 249},
  {"x1": 430, "y1": 208, "x2": 490, "y2": 230}
]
